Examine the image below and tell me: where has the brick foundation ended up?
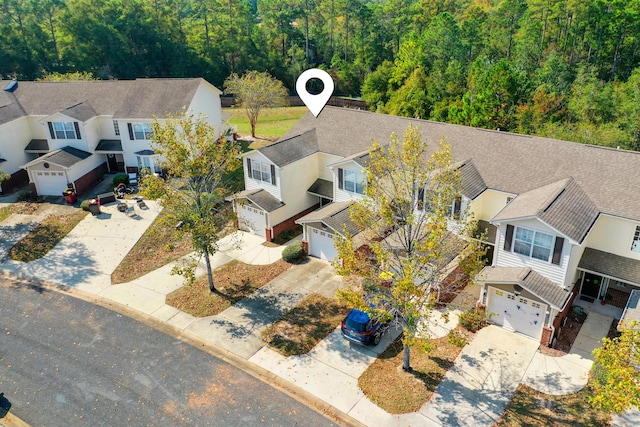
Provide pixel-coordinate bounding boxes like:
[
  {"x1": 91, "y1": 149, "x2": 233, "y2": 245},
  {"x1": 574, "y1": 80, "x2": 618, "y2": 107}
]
[
  {"x1": 540, "y1": 326, "x2": 553, "y2": 347},
  {"x1": 301, "y1": 240, "x2": 309, "y2": 255},
  {"x1": 73, "y1": 162, "x2": 108, "y2": 196},
  {"x1": 270, "y1": 204, "x2": 319, "y2": 241}
]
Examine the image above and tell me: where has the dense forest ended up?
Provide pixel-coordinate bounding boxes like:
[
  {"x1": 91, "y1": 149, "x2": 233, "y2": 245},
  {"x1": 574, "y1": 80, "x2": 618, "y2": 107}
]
[{"x1": 2, "y1": 0, "x2": 639, "y2": 149}]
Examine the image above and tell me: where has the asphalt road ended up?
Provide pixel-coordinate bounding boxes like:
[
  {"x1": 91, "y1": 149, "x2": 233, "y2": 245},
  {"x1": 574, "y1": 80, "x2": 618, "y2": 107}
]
[{"x1": 0, "y1": 280, "x2": 339, "y2": 427}]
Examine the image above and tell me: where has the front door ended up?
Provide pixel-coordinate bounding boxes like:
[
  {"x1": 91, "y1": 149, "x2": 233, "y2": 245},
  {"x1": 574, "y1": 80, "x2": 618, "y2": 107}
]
[
  {"x1": 580, "y1": 272, "x2": 602, "y2": 299},
  {"x1": 107, "y1": 154, "x2": 118, "y2": 172}
]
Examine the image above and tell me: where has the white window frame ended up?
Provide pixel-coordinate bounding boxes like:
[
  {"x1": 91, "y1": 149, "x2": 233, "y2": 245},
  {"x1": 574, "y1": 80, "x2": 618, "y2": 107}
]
[
  {"x1": 251, "y1": 160, "x2": 272, "y2": 184},
  {"x1": 513, "y1": 226, "x2": 554, "y2": 262},
  {"x1": 136, "y1": 155, "x2": 161, "y2": 173},
  {"x1": 53, "y1": 121, "x2": 78, "y2": 139},
  {"x1": 343, "y1": 169, "x2": 365, "y2": 194},
  {"x1": 632, "y1": 226, "x2": 640, "y2": 253},
  {"x1": 133, "y1": 123, "x2": 153, "y2": 140}
]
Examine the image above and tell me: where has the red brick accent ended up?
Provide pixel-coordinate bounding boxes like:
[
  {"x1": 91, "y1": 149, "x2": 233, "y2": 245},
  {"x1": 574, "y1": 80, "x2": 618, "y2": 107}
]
[
  {"x1": 540, "y1": 326, "x2": 553, "y2": 347},
  {"x1": 73, "y1": 162, "x2": 108, "y2": 196},
  {"x1": 271, "y1": 204, "x2": 319, "y2": 241},
  {"x1": 265, "y1": 228, "x2": 272, "y2": 242},
  {"x1": 301, "y1": 240, "x2": 309, "y2": 255},
  {"x1": 29, "y1": 182, "x2": 37, "y2": 196},
  {"x1": 126, "y1": 166, "x2": 138, "y2": 174},
  {"x1": 553, "y1": 290, "x2": 577, "y2": 331},
  {"x1": 0, "y1": 169, "x2": 29, "y2": 194}
]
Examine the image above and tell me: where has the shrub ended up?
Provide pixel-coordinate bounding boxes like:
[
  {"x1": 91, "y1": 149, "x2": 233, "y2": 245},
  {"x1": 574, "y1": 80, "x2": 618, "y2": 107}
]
[
  {"x1": 458, "y1": 308, "x2": 491, "y2": 332},
  {"x1": 448, "y1": 330, "x2": 469, "y2": 348},
  {"x1": 80, "y1": 199, "x2": 91, "y2": 211},
  {"x1": 112, "y1": 173, "x2": 129, "y2": 186},
  {"x1": 282, "y1": 241, "x2": 306, "y2": 263},
  {"x1": 16, "y1": 191, "x2": 32, "y2": 202}
]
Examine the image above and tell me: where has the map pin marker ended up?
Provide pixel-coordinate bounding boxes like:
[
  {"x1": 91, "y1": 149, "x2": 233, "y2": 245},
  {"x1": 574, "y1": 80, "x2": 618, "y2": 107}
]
[{"x1": 296, "y1": 68, "x2": 334, "y2": 118}]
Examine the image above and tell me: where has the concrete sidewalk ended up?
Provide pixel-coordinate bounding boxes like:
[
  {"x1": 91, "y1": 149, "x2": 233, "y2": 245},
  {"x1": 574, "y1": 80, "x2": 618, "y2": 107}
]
[{"x1": 1, "y1": 204, "x2": 614, "y2": 427}]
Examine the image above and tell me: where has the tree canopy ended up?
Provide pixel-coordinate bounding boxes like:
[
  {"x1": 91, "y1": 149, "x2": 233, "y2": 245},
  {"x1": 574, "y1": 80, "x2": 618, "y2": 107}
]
[
  {"x1": 141, "y1": 113, "x2": 241, "y2": 292},
  {"x1": 334, "y1": 125, "x2": 485, "y2": 371}
]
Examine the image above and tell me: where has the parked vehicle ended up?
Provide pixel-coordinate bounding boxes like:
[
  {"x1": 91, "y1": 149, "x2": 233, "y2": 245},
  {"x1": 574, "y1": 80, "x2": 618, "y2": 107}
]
[{"x1": 340, "y1": 309, "x2": 392, "y2": 346}]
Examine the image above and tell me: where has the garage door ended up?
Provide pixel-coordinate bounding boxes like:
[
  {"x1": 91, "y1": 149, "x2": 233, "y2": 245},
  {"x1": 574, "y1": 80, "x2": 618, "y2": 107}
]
[
  {"x1": 239, "y1": 204, "x2": 266, "y2": 238},
  {"x1": 486, "y1": 287, "x2": 546, "y2": 339},
  {"x1": 33, "y1": 170, "x2": 66, "y2": 196},
  {"x1": 309, "y1": 227, "x2": 338, "y2": 261}
]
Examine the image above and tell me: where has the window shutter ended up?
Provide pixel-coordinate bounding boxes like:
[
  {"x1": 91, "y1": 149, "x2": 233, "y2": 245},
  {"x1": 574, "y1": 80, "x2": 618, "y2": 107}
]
[
  {"x1": 246, "y1": 158, "x2": 252, "y2": 179},
  {"x1": 338, "y1": 168, "x2": 343, "y2": 190},
  {"x1": 127, "y1": 123, "x2": 134, "y2": 140},
  {"x1": 552, "y1": 237, "x2": 564, "y2": 265},
  {"x1": 270, "y1": 164, "x2": 276, "y2": 185},
  {"x1": 504, "y1": 224, "x2": 514, "y2": 251},
  {"x1": 453, "y1": 197, "x2": 462, "y2": 217},
  {"x1": 48, "y1": 122, "x2": 55, "y2": 139},
  {"x1": 74, "y1": 122, "x2": 81, "y2": 139},
  {"x1": 417, "y1": 188, "x2": 425, "y2": 211}
]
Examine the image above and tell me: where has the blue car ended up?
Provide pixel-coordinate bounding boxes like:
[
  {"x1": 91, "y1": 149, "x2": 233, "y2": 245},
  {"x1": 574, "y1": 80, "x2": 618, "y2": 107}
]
[{"x1": 341, "y1": 309, "x2": 391, "y2": 346}]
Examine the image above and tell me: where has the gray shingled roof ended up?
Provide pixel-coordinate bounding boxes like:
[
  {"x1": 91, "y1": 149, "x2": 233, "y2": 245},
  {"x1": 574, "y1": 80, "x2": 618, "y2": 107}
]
[
  {"x1": 478, "y1": 266, "x2": 571, "y2": 309},
  {"x1": 296, "y1": 202, "x2": 359, "y2": 236},
  {"x1": 476, "y1": 219, "x2": 498, "y2": 244},
  {"x1": 29, "y1": 146, "x2": 92, "y2": 168},
  {"x1": 458, "y1": 160, "x2": 487, "y2": 200},
  {"x1": 492, "y1": 177, "x2": 599, "y2": 243},
  {"x1": 307, "y1": 178, "x2": 333, "y2": 199},
  {"x1": 24, "y1": 139, "x2": 49, "y2": 152},
  {"x1": 95, "y1": 139, "x2": 123, "y2": 152},
  {"x1": 578, "y1": 247, "x2": 640, "y2": 286},
  {"x1": 0, "y1": 78, "x2": 208, "y2": 125},
  {"x1": 279, "y1": 107, "x2": 640, "y2": 223},
  {"x1": 256, "y1": 129, "x2": 318, "y2": 167},
  {"x1": 235, "y1": 189, "x2": 285, "y2": 213}
]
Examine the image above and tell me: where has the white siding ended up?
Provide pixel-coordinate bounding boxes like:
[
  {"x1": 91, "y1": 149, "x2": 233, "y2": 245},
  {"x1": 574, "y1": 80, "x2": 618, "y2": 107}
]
[
  {"x1": 0, "y1": 117, "x2": 33, "y2": 175},
  {"x1": 244, "y1": 152, "x2": 282, "y2": 201},
  {"x1": 44, "y1": 113, "x2": 91, "y2": 153},
  {"x1": 333, "y1": 164, "x2": 366, "y2": 203},
  {"x1": 494, "y1": 219, "x2": 570, "y2": 286},
  {"x1": 187, "y1": 81, "x2": 223, "y2": 135},
  {"x1": 316, "y1": 153, "x2": 341, "y2": 182},
  {"x1": 278, "y1": 155, "x2": 319, "y2": 222}
]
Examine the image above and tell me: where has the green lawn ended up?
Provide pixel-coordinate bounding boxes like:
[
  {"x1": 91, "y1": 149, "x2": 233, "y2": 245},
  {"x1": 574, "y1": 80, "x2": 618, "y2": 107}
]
[{"x1": 225, "y1": 106, "x2": 307, "y2": 142}]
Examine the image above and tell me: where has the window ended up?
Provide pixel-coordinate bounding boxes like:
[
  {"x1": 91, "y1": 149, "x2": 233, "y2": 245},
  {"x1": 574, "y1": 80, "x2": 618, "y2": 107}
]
[
  {"x1": 247, "y1": 159, "x2": 276, "y2": 185},
  {"x1": 632, "y1": 226, "x2": 640, "y2": 253},
  {"x1": 128, "y1": 123, "x2": 153, "y2": 140},
  {"x1": 48, "y1": 121, "x2": 80, "y2": 139},
  {"x1": 342, "y1": 169, "x2": 365, "y2": 194},
  {"x1": 136, "y1": 156, "x2": 161, "y2": 173},
  {"x1": 513, "y1": 227, "x2": 554, "y2": 262},
  {"x1": 113, "y1": 120, "x2": 120, "y2": 136}
]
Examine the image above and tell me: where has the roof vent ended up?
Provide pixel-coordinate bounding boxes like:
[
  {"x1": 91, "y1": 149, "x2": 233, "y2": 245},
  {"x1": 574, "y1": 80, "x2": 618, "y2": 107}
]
[{"x1": 3, "y1": 80, "x2": 18, "y2": 92}]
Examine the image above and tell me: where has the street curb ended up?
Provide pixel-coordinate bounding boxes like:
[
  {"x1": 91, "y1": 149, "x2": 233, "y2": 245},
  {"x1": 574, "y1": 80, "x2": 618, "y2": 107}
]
[
  {"x1": 0, "y1": 413, "x2": 31, "y2": 427},
  {"x1": 1, "y1": 273, "x2": 366, "y2": 427}
]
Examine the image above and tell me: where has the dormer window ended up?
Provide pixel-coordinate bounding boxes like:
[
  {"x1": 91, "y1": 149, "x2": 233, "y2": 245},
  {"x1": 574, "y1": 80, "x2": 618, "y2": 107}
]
[{"x1": 48, "y1": 121, "x2": 80, "y2": 140}]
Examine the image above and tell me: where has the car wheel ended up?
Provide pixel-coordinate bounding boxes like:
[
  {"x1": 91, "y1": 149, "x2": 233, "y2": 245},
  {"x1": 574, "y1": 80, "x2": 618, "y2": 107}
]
[{"x1": 373, "y1": 333, "x2": 382, "y2": 346}]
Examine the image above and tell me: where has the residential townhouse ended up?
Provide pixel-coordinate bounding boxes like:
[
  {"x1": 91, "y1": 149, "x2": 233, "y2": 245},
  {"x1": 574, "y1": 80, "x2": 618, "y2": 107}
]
[
  {"x1": 232, "y1": 106, "x2": 640, "y2": 346},
  {"x1": 0, "y1": 78, "x2": 224, "y2": 196}
]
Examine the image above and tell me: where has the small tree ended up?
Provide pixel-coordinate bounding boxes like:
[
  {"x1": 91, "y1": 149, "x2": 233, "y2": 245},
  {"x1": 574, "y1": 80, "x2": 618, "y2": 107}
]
[
  {"x1": 141, "y1": 113, "x2": 241, "y2": 292},
  {"x1": 334, "y1": 125, "x2": 484, "y2": 371},
  {"x1": 590, "y1": 324, "x2": 640, "y2": 413},
  {"x1": 224, "y1": 70, "x2": 288, "y2": 138},
  {"x1": 0, "y1": 171, "x2": 10, "y2": 185}
]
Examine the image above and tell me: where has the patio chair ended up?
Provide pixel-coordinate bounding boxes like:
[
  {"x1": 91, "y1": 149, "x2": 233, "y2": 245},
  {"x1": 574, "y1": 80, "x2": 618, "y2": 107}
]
[{"x1": 128, "y1": 173, "x2": 138, "y2": 186}]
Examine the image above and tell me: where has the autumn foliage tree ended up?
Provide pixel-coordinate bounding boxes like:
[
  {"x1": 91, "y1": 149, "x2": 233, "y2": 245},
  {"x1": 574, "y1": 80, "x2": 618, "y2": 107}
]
[
  {"x1": 334, "y1": 125, "x2": 484, "y2": 371},
  {"x1": 141, "y1": 113, "x2": 240, "y2": 292},
  {"x1": 590, "y1": 324, "x2": 640, "y2": 413},
  {"x1": 224, "y1": 71, "x2": 288, "y2": 138}
]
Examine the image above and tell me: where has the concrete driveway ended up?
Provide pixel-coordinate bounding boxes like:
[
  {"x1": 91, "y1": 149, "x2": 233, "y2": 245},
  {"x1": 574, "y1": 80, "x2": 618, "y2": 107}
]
[{"x1": 420, "y1": 326, "x2": 539, "y2": 426}]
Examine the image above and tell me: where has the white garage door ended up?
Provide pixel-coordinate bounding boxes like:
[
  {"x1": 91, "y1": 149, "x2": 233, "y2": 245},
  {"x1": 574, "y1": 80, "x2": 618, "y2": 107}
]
[
  {"x1": 309, "y1": 227, "x2": 338, "y2": 261},
  {"x1": 486, "y1": 287, "x2": 546, "y2": 339},
  {"x1": 239, "y1": 204, "x2": 266, "y2": 238},
  {"x1": 33, "y1": 170, "x2": 67, "y2": 196}
]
